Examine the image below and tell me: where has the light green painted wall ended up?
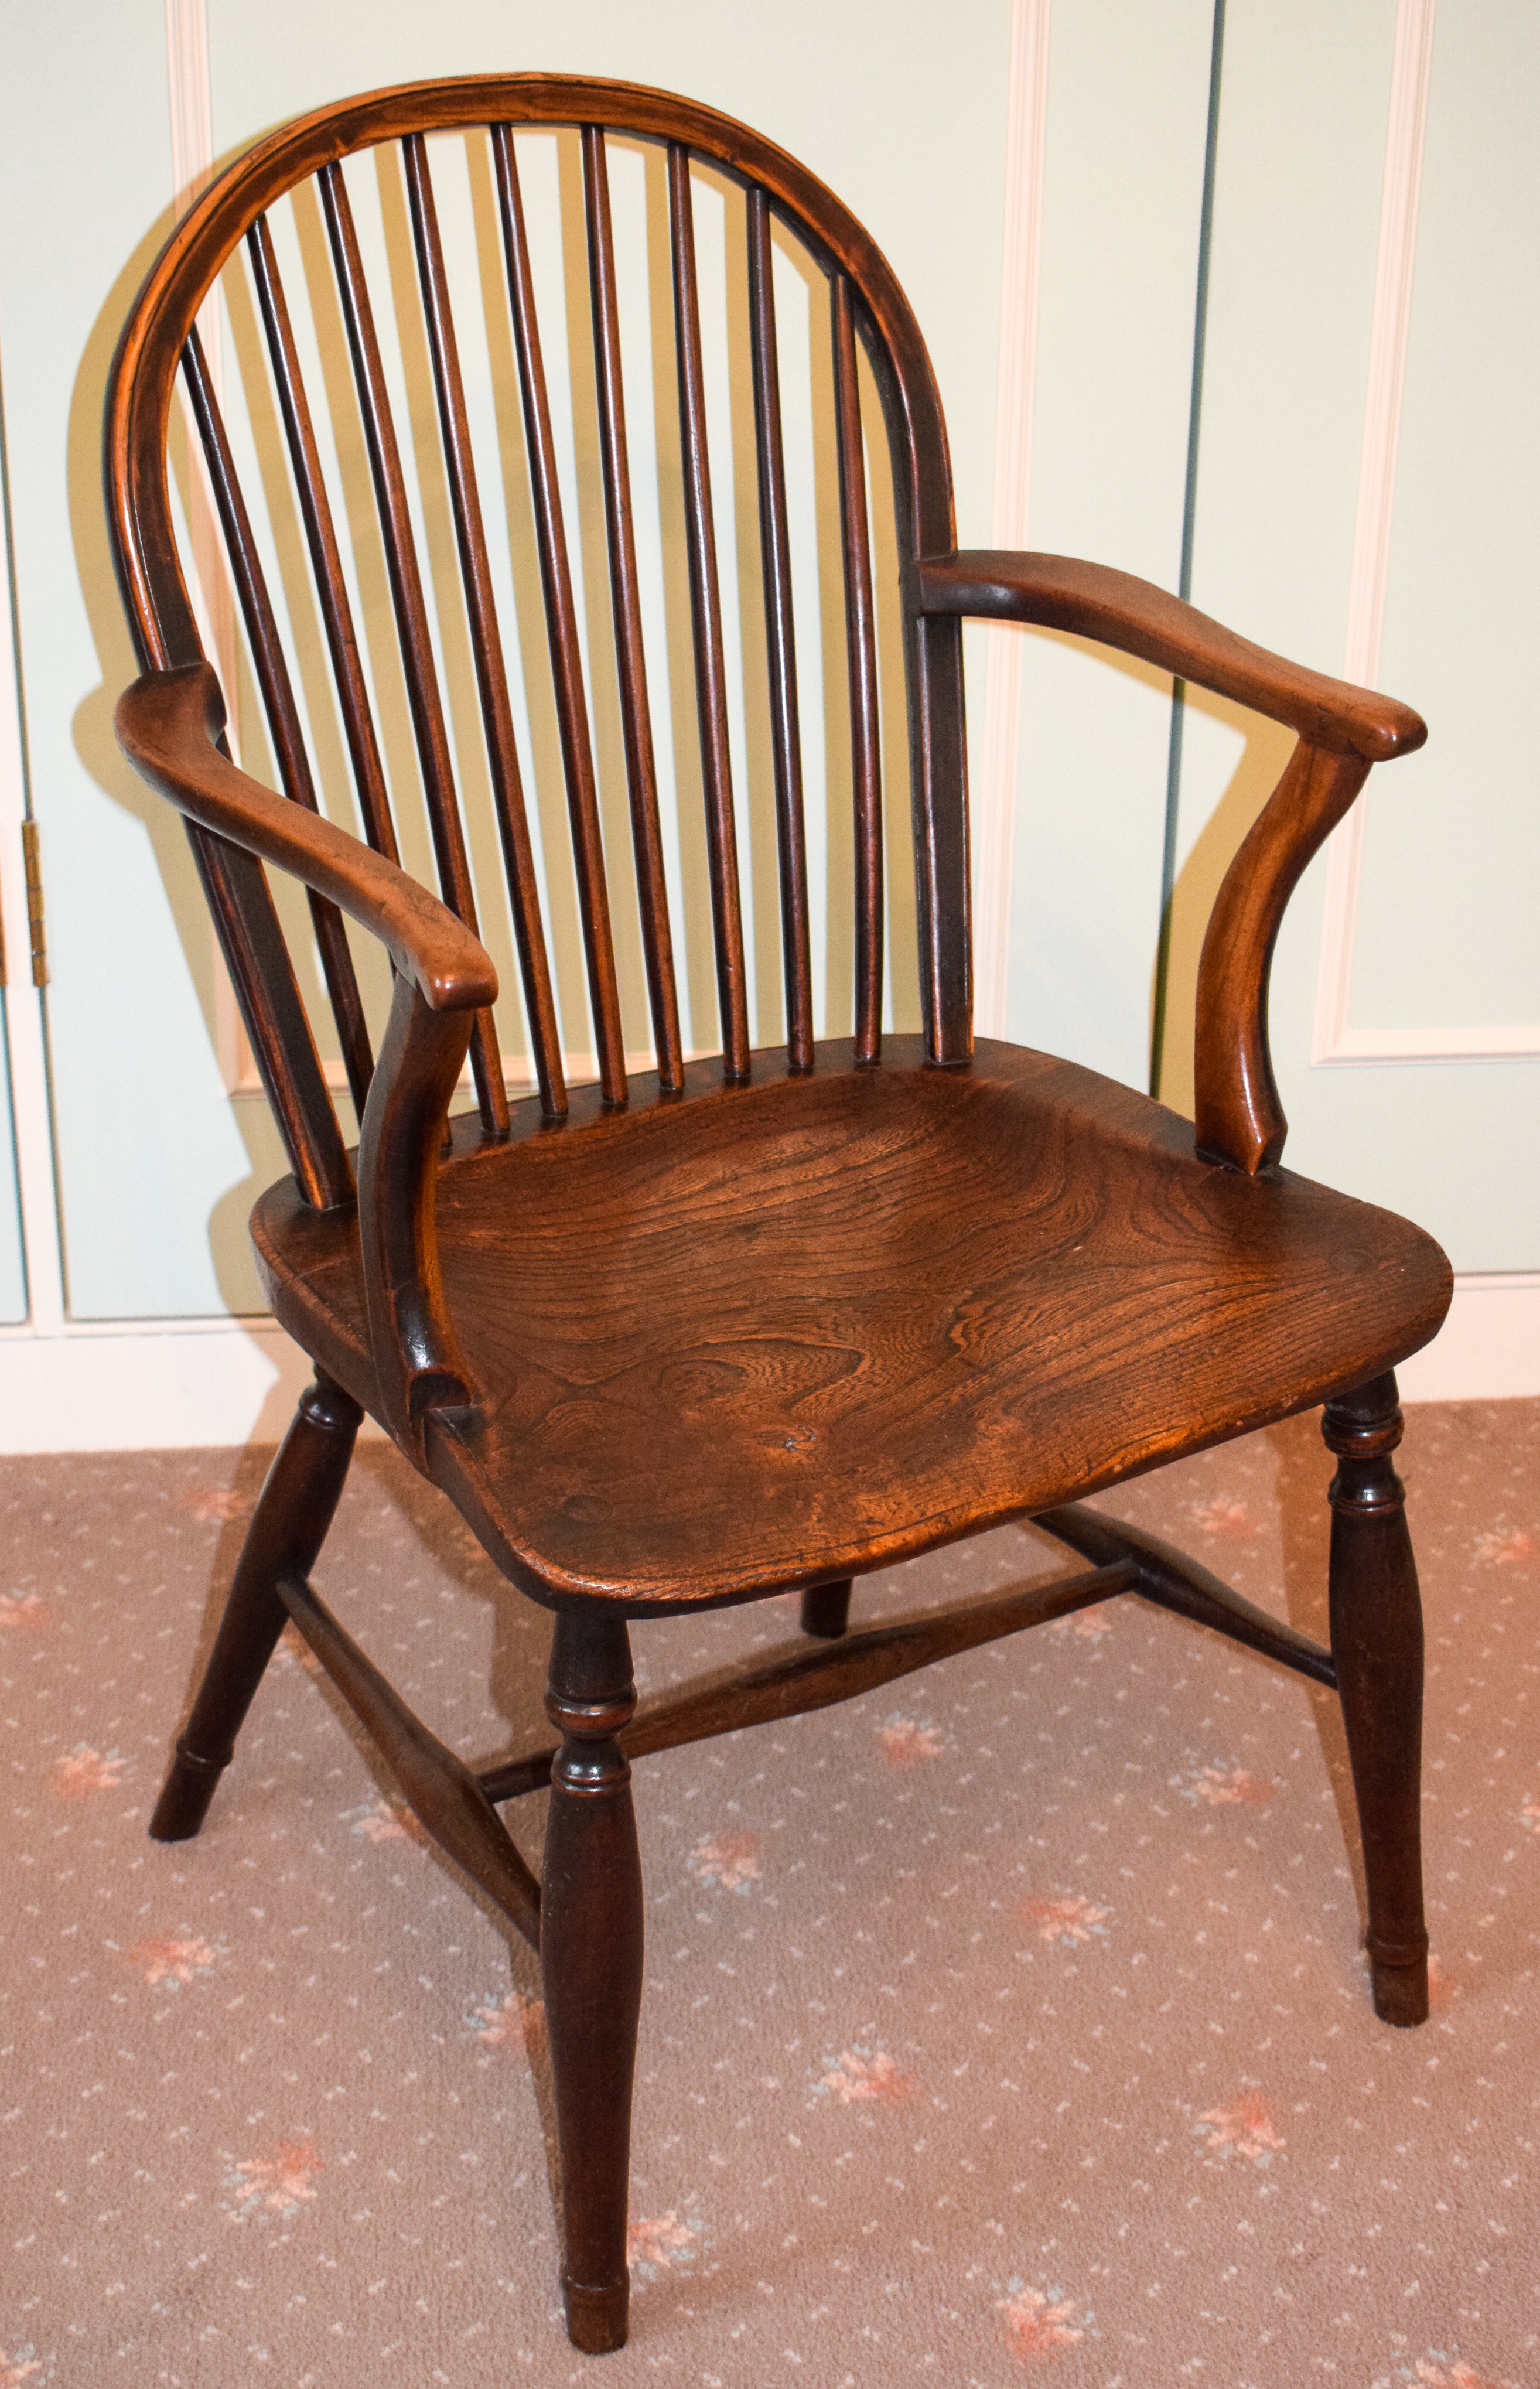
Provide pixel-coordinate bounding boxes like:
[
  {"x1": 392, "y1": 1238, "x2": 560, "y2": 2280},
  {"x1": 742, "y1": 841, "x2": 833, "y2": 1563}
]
[
  {"x1": 0, "y1": 0, "x2": 1531, "y2": 1322},
  {"x1": 0, "y1": 1002, "x2": 25, "y2": 1320}
]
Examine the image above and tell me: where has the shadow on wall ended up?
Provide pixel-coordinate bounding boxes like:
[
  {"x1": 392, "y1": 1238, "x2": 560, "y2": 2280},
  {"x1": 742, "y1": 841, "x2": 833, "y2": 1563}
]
[{"x1": 70, "y1": 115, "x2": 924, "y2": 1322}]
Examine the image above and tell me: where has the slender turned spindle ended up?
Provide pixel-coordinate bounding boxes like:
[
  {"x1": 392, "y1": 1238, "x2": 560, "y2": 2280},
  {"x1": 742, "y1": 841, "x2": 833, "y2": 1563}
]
[
  {"x1": 747, "y1": 187, "x2": 814, "y2": 1073},
  {"x1": 189, "y1": 805, "x2": 354, "y2": 1213},
  {"x1": 1322, "y1": 1372, "x2": 1429, "y2": 2029},
  {"x1": 542, "y1": 1608, "x2": 644, "y2": 2355},
  {"x1": 800, "y1": 1579, "x2": 852, "y2": 1639},
  {"x1": 831, "y1": 275, "x2": 883, "y2": 1063},
  {"x1": 668, "y1": 142, "x2": 752, "y2": 1081},
  {"x1": 247, "y1": 215, "x2": 402, "y2": 872},
  {"x1": 402, "y1": 135, "x2": 567, "y2": 1122},
  {"x1": 582, "y1": 125, "x2": 685, "y2": 1094},
  {"x1": 491, "y1": 124, "x2": 628, "y2": 1111},
  {"x1": 150, "y1": 1372, "x2": 363, "y2": 1840},
  {"x1": 318, "y1": 162, "x2": 509, "y2": 1138},
  {"x1": 181, "y1": 329, "x2": 374, "y2": 1119}
]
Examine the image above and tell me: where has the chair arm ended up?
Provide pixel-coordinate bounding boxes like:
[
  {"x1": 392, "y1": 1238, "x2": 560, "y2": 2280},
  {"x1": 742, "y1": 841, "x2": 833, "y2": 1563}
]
[
  {"x1": 114, "y1": 663, "x2": 498, "y2": 1011},
  {"x1": 914, "y1": 552, "x2": 1428, "y2": 1173},
  {"x1": 914, "y1": 550, "x2": 1425, "y2": 763},
  {"x1": 117, "y1": 661, "x2": 493, "y2": 1453}
]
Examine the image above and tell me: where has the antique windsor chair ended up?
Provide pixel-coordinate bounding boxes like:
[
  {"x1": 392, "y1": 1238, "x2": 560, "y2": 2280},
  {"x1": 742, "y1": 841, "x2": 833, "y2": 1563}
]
[{"x1": 107, "y1": 76, "x2": 1449, "y2": 2354}]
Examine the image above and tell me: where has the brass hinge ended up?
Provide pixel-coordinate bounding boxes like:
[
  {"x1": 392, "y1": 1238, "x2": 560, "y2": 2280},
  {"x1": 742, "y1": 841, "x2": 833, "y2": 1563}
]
[{"x1": 21, "y1": 820, "x2": 47, "y2": 987}]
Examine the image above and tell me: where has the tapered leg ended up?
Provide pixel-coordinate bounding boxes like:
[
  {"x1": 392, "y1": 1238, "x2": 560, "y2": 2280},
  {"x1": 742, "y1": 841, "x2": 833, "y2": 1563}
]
[
  {"x1": 800, "y1": 1578, "x2": 852, "y2": 1639},
  {"x1": 542, "y1": 1608, "x2": 644, "y2": 2354},
  {"x1": 150, "y1": 1371, "x2": 363, "y2": 1842},
  {"x1": 1323, "y1": 1371, "x2": 1429, "y2": 2028}
]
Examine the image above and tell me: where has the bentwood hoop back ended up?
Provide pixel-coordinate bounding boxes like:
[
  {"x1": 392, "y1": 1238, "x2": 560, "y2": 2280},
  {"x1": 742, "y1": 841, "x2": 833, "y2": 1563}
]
[{"x1": 107, "y1": 76, "x2": 1450, "y2": 2355}]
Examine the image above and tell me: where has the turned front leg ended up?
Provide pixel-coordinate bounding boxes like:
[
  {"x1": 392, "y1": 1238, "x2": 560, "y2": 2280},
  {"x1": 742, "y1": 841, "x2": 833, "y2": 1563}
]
[
  {"x1": 1323, "y1": 1372, "x2": 1429, "y2": 2028},
  {"x1": 542, "y1": 1608, "x2": 644, "y2": 2354}
]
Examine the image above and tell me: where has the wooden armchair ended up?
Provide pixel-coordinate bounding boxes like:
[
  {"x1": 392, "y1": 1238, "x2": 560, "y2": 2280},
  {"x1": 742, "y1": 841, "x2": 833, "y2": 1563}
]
[{"x1": 106, "y1": 77, "x2": 1450, "y2": 2356}]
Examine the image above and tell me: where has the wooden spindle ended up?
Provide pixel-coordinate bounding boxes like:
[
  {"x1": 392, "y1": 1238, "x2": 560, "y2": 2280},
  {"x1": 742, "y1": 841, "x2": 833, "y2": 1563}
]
[
  {"x1": 318, "y1": 159, "x2": 510, "y2": 1138},
  {"x1": 181, "y1": 327, "x2": 374, "y2": 1118},
  {"x1": 403, "y1": 134, "x2": 567, "y2": 1121},
  {"x1": 247, "y1": 215, "x2": 401, "y2": 872},
  {"x1": 491, "y1": 124, "x2": 627, "y2": 1110},
  {"x1": 582, "y1": 125, "x2": 684, "y2": 1095},
  {"x1": 746, "y1": 189, "x2": 813, "y2": 1073},
  {"x1": 668, "y1": 143, "x2": 751, "y2": 1081},
  {"x1": 831, "y1": 276, "x2": 883, "y2": 1064}
]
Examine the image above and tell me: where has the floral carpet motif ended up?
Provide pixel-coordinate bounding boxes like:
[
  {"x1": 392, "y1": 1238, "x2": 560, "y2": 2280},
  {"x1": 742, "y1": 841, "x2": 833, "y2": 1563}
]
[{"x1": 0, "y1": 1400, "x2": 1535, "y2": 2381}]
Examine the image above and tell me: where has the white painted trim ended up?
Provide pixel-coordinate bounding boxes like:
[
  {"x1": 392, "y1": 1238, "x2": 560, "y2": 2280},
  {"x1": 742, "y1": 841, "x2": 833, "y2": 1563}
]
[
  {"x1": 1312, "y1": 0, "x2": 1444, "y2": 1068},
  {"x1": 0, "y1": 395, "x2": 66, "y2": 1333},
  {"x1": 974, "y1": 0, "x2": 1051, "y2": 1039},
  {"x1": 0, "y1": 1272, "x2": 1527, "y2": 1452},
  {"x1": 1398, "y1": 1272, "x2": 1540, "y2": 1404},
  {"x1": 1320, "y1": 1023, "x2": 1540, "y2": 1064},
  {"x1": 0, "y1": 1314, "x2": 382, "y2": 1452}
]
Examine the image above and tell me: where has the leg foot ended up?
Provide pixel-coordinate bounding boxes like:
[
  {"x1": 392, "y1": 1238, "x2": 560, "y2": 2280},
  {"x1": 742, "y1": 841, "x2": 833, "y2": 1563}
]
[
  {"x1": 151, "y1": 1373, "x2": 362, "y2": 1842},
  {"x1": 542, "y1": 1608, "x2": 644, "y2": 2354},
  {"x1": 1323, "y1": 1371, "x2": 1429, "y2": 2028},
  {"x1": 800, "y1": 1579, "x2": 852, "y2": 1639}
]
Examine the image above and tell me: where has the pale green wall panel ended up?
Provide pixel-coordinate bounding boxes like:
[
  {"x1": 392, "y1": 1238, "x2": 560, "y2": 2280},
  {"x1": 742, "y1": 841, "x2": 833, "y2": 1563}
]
[
  {"x1": 1160, "y1": 0, "x2": 1395, "y2": 1120},
  {"x1": 1006, "y1": 0, "x2": 1214, "y2": 1091},
  {"x1": 0, "y1": 1005, "x2": 26, "y2": 1321},
  {"x1": 0, "y1": 0, "x2": 270, "y2": 1317},
  {"x1": 1351, "y1": 0, "x2": 1540, "y2": 1032}
]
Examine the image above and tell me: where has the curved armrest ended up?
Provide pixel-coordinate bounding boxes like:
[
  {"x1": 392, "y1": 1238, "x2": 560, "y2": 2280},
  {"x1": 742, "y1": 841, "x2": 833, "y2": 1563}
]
[
  {"x1": 915, "y1": 550, "x2": 1426, "y2": 762},
  {"x1": 115, "y1": 663, "x2": 497, "y2": 1011},
  {"x1": 915, "y1": 551, "x2": 1427, "y2": 1173},
  {"x1": 117, "y1": 661, "x2": 491, "y2": 1452}
]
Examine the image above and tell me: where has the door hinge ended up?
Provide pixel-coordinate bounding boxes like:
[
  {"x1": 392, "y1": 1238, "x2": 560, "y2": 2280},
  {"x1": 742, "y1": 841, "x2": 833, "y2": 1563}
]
[{"x1": 21, "y1": 820, "x2": 47, "y2": 987}]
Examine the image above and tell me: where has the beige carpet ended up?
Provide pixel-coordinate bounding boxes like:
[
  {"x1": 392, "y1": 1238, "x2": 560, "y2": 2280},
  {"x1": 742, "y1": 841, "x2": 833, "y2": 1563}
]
[{"x1": 1, "y1": 1399, "x2": 1536, "y2": 2387}]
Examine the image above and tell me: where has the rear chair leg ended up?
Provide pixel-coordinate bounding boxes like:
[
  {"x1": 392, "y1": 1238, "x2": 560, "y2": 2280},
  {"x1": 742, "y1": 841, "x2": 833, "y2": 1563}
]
[
  {"x1": 542, "y1": 1608, "x2": 644, "y2": 2355},
  {"x1": 800, "y1": 1578, "x2": 852, "y2": 1639},
  {"x1": 1323, "y1": 1371, "x2": 1429, "y2": 2027},
  {"x1": 150, "y1": 1371, "x2": 363, "y2": 1842}
]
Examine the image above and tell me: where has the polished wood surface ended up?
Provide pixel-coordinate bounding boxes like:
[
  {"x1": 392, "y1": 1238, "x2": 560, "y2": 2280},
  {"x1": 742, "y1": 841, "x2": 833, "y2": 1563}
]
[
  {"x1": 106, "y1": 74, "x2": 1448, "y2": 2357},
  {"x1": 249, "y1": 1039, "x2": 1449, "y2": 1605}
]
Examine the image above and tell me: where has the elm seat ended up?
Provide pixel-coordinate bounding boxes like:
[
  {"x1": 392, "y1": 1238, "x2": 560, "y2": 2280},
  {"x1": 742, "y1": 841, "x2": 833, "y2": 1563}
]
[
  {"x1": 105, "y1": 72, "x2": 1449, "y2": 2360},
  {"x1": 254, "y1": 1037, "x2": 1450, "y2": 1606}
]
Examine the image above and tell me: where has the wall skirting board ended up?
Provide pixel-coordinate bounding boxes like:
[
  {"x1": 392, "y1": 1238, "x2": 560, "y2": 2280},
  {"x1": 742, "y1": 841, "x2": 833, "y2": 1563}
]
[{"x1": 0, "y1": 1276, "x2": 1532, "y2": 1455}]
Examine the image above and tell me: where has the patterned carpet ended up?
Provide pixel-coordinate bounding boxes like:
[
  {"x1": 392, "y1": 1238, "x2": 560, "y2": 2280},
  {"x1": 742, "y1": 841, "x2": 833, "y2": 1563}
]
[{"x1": 0, "y1": 1398, "x2": 1535, "y2": 2387}]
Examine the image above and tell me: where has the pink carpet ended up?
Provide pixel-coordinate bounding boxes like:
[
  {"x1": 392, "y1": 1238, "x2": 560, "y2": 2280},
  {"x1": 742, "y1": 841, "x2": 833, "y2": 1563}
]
[{"x1": 1, "y1": 1398, "x2": 1536, "y2": 2385}]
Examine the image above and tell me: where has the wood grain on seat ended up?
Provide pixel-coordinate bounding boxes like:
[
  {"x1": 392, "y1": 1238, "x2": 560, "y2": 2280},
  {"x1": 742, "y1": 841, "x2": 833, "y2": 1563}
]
[{"x1": 252, "y1": 1036, "x2": 1450, "y2": 1608}]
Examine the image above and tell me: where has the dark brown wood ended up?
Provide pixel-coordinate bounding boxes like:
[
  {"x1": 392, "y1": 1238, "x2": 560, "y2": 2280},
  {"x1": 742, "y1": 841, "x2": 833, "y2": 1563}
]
[
  {"x1": 1194, "y1": 739, "x2": 1368, "y2": 1172},
  {"x1": 248, "y1": 1038, "x2": 1451, "y2": 1608},
  {"x1": 479, "y1": 1557, "x2": 1132, "y2": 1806},
  {"x1": 318, "y1": 159, "x2": 510, "y2": 1138},
  {"x1": 668, "y1": 142, "x2": 752, "y2": 1080},
  {"x1": 278, "y1": 1568, "x2": 540, "y2": 1950},
  {"x1": 404, "y1": 133, "x2": 567, "y2": 1121},
  {"x1": 541, "y1": 1608, "x2": 643, "y2": 2354},
  {"x1": 1323, "y1": 1373, "x2": 1429, "y2": 2028},
  {"x1": 1034, "y1": 1503, "x2": 1337, "y2": 1688},
  {"x1": 582, "y1": 125, "x2": 684, "y2": 1095},
  {"x1": 247, "y1": 214, "x2": 403, "y2": 869},
  {"x1": 115, "y1": 666, "x2": 498, "y2": 1012},
  {"x1": 914, "y1": 550, "x2": 1428, "y2": 762},
  {"x1": 492, "y1": 124, "x2": 627, "y2": 1110},
  {"x1": 831, "y1": 275, "x2": 883, "y2": 1064},
  {"x1": 151, "y1": 1371, "x2": 363, "y2": 1839},
  {"x1": 800, "y1": 1578, "x2": 852, "y2": 1638},
  {"x1": 747, "y1": 186, "x2": 814, "y2": 1070},
  {"x1": 180, "y1": 326, "x2": 375, "y2": 1118},
  {"x1": 357, "y1": 972, "x2": 477, "y2": 1455}
]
